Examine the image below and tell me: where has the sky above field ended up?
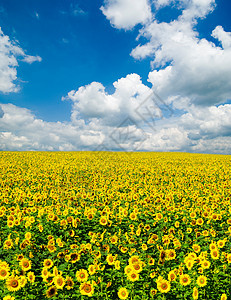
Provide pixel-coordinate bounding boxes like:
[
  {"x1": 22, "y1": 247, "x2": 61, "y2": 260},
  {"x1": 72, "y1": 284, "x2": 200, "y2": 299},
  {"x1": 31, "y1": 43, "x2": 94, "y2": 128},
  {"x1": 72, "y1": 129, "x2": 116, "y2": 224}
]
[{"x1": 0, "y1": 0, "x2": 231, "y2": 153}]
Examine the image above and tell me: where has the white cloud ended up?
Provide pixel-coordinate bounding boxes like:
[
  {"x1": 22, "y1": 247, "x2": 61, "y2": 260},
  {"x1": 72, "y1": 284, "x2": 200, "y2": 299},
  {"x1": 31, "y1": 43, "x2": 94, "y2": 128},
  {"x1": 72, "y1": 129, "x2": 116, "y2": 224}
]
[
  {"x1": 100, "y1": 0, "x2": 152, "y2": 30},
  {"x1": 212, "y1": 26, "x2": 231, "y2": 49},
  {"x1": 130, "y1": 6, "x2": 231, "y2": 107},
  {"x1": 63, "y1": 73, "x2": 154, "y2": 127},
  {"x1": 22, "y1": 55, "x2": 42, "y2": 64},
  {"x1": 0, "y1": 27, "x2": 42, "y2": 93}
]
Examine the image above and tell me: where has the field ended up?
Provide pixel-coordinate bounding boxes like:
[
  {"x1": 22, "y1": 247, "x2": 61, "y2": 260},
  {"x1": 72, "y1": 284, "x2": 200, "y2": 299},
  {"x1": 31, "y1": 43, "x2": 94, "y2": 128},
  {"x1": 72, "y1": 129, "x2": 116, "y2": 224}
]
[{"x1": 0, "y1": 151, "x2": 231, "y2": 300}]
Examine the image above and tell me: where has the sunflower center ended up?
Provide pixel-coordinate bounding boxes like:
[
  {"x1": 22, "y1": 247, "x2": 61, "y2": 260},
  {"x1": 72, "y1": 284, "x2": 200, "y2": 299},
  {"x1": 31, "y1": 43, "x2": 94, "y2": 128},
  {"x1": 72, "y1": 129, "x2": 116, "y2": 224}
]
[{"x1": 11, "y1": 279, "x2": 19, "y2": 287}]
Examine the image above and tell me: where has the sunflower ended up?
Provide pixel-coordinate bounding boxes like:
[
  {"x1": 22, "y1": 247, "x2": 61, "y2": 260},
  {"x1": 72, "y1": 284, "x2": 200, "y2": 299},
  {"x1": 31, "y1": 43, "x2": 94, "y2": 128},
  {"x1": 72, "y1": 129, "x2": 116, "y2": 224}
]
[
  {"x1": 197, "y1": 275, "x2": 207, "y2": 287},
  {"x1": 221, "y1": 293, "x2": 227, "y2": 300},
  {"x1": 128, "y1": 255, "x2": 140, "y2": 265},
  {"x1": 99, "y1": 217, "x2": 107, "y2": 226},
  {"x1": 25, "y1": 232, "x2": 32, "y2": 240},
  {"x1": 217, "y1": 240, "x2": 226, "y2": 248},
  {"x1": 193, "y1": 287, "x2": 199, "y2": 300},
  {"x1": 76, "y1": 269, "x2": 89, "y2": 282},
  {"x1": 157, "y1": 279, "x2": 171, "y2": 293},
  {"x1": 53, "y1": 275, "x2": 65, "y2": 289},
  {"x1": 110, "y1": 235, "x2": 118, "y2": 244},
  {"x1": 27, "y1": 271, "x2": 35, "y2": 283},
  {"x1": 211, "y1": 249, "x2": 219, "y2": 260},
  {"x1": 150, "y1": 288, "x2": 157, "y2": 297},
  {"x1": 79, "y1": 281, "x2": 95, "y2": 297},
  {"x1": 226, "y1": 253, "x2": 231, "y2": 264},
  {"x1": 4, "y1": 239, "x2": 13, "y2": 250},
  {"x1": 88, "y1": 264, "x2": 96, "y2": 275},
  {"x1": 70, "y1": 252, "x2": 80, "y2": 263},
  {"x1": 46, "y1": 286, "x2": 57, "y2": 298},
  {"x1": 192, "y1": 244, "x2": 201, "y2": 253},
  {"x1": 185, "y1": 260, "x2": 194, "y2": 270},
  {"x1": 168, "y1": 270, "x2": 177, "y2": 281},
  {"x1": 65, "y1": 276, "x2": 74, "y2": 290},
  {"x1": 106, "y1": 254, "x2": 115, "y2": 265},
  {"x1": 118, "y1": 287, "x2": 129, "y2": 300},
  {"x1": 133, "y1": 263, "x2": 142, "y2": 273},
  {"x1": 115, "y1": 260, "x2": 121, "y2": 270},
  {"x1": 43, "y1": 259, "x2": 53, "y2": 269},
  {"x1": 180, "y1": 274, "x2": 191, "y2": 286},
  {"x1": 167, "y1": 249, "x2": 176, "y2": 260},
  {"x1": 201, "y1": 260, "x2": 211, "y2": 269},
  {"x1": 6, "y1": 275, "x2": 21, "y2": 292},
  {"x1": 127, "y1": 271, "x2": 139, "y2": 282},
  {"x1": 19, "y1": 258, "x2": 31, "y2": 272},
  {"x1": 3, "y1": 296, "x2": 15, "y2": 300},
  {"x1": 0, "y1": 266, "x2": 10, "y2": 280},
  {"x1": 124, "y1": 265, "x2": 133, "y2": 275}
]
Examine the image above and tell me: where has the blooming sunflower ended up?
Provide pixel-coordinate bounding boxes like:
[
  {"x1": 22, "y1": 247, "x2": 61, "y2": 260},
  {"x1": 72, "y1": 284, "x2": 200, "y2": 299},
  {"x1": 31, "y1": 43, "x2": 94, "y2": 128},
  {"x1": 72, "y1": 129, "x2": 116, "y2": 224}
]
[
  {"x1": 157, "y1": 279, "x2": 171, "y2": 293},
  {"x1": 127, "y1": 271, "x2": 139, "y2": 282},
  {"x1": 221, "y1": 293, "x2": 227, "y2": 300},
  {"x1": 193, "y1": 286, "x2": 199, "y2": 300},
  {"x1": 106, "y1": 254, "x2": 115, "y2": 265},
  {"x1": 99, "y1": 217, "x2": 107, "y2": 226},
  {"x1": 211, "y1": 249, "x2": 219, "y2": 260},
  {"x1": 197, "y1": 275, "x2": 207, "y2": 287},
  {"x1": 76, "y1": 269, "x2": 89, "y2": 282},
  {"x1": 65, "y1": 276, "x2": 74, "y2": 290},
  {"x1": 0, "y1": 266, "x2": 10, "y2": 280},
  {"x1": 79, "y1": 281, "x2": 95, "y2": 297},
  {"x1": 43, "y1": 259, "x2": 53, "y2": 269},
  {"x1": 46, "y1": 286, "x2": 57, "y2": 298},
  {"x1": 132, "y1": 263, "x2": 142, "y2": 273},
  {"x1": 27, "y1": 271, "x2": 35, "y2": 283},
  {"x1": 118, "y1": 287, "x2": 129, "y2": 300},
  {"x1": 168, "y1": 270, "x2": 177, "y2": 281},
  {"x1": 53, "y1": 275, "x2": 65, "y2": 289},
  {"x1": 6, "y1": 275, "x2": 21, "y2": 292},
  {"x1": 3, "y1": 296, "x2": 15, "y2": 300},
  {"x1": 201, "y1": 260, "x2": 211, "y2": 269},
  {"x1": 20, "y1": 258, "x2": 31, "y2": 271},
  {"x1": 180, "y1": 274, "x2": 191, "y2": 286},
  {"x1": 88, "y1": 264, "x2": 96, "y2": 275}
]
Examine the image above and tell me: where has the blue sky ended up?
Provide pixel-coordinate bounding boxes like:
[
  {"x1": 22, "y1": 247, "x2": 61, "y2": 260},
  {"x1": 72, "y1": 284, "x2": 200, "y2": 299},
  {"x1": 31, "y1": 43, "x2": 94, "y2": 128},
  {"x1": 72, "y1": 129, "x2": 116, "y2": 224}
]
[{"x1": 0, "y1": 0, "x2": 231, "y2": 153}]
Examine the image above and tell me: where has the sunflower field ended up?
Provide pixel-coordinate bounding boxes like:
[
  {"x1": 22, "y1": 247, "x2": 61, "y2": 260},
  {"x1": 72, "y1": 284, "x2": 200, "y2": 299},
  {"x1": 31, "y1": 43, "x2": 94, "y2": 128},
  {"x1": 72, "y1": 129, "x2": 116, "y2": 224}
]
[{"x1": 0, "y1": 151, "x2": 231, "y2": 300}]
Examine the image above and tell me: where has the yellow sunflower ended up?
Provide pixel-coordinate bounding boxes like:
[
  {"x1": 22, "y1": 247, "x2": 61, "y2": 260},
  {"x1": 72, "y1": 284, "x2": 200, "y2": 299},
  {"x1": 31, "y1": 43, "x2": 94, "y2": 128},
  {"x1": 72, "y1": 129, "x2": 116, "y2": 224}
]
[
  {"x1": 197, "y1": 275, "x2": 207, "y2": 287},
  {"x1": 180, "y1": 274, "x2": 191, "y2": 286},
  {"x1": 193, "y1": 286, "x2": 199, "y2": 300},
  {"x1": 43, "y1": 259, "x2": 53, "y2": 269},
  {"x1": 0, "y1": 266, "x2": 10, "y2": 280},
  {"x1": 127, "y1": 271, "x2": 139, "y2": 282},
  {"x1": 157, "y1": 279, "x2": 171, "y2": 293},
  {"x1": 221, "y1": 293, "x2": 227, "y2": 300},
  {"x1": 53, "y1": 275, "x2": 65, "y2": 289},
  {"x1": 27, "y1": 271, "x2": 35, "y2": 283},
  {"x1": 46, "y1": 286, "x2": 57, "y2": 298},
  {"x1": 118, "y1": 287, "x2": 129, "y2": 300},
  {"x1": 65, "y1": 276, "x2": 74, "y2": 290},
  {"x1": 6, "y1": 275, "x2": 21, "y2": 292},
  {"x1": 79, "y1": 281, "x2": 95, "y2": 297},
  {"x1": 20, "y1": 258, "x2": 31, "y2": 271},
  {"x1": 3, "y1": 296, "x2": 15, "y2": 300},
  {"x1": 76, "y1": 269, "x2": 88, "y2": 282}
]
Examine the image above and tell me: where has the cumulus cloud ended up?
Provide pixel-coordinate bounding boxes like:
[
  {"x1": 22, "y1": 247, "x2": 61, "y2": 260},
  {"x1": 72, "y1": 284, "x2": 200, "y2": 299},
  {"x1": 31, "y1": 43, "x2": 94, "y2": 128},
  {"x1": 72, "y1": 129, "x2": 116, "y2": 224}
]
[
  {"x1": 63, "y1": 73, "x2": 158, "y2": 127},
  {"x1": 130, "y1": 4, "x2": 231, "y2": 107},
  {"x1": 0, "y1": 27, "x2": 42, "y2": 93},
  {"x1": 100, "y1": 0, "x2": 152, "y2": 30}
]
